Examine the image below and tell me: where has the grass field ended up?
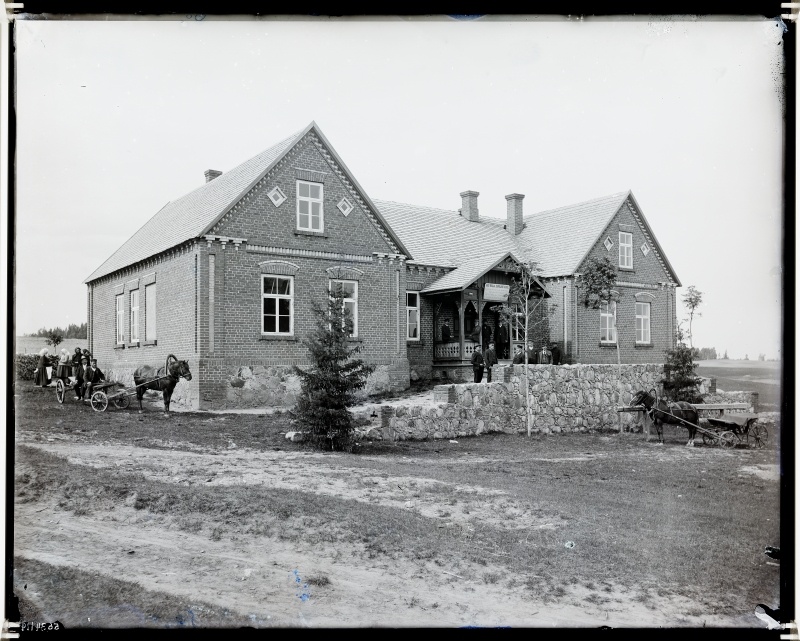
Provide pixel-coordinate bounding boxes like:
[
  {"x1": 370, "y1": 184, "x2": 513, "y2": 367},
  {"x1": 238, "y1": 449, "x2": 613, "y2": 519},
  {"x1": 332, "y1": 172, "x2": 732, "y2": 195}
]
[
  {"x1": 11, "y1": 380, "x2": 783, "y2": 628},
  {"x1": 696, "y1": 360, "x2": 782, "y2": 411}
]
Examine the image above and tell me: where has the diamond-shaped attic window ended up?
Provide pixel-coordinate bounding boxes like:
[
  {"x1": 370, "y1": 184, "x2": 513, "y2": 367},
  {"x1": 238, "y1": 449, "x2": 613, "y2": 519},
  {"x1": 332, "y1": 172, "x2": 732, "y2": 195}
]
[
  {"x1": 604, "y1": 237, "x2": 613, "y2": 251},
  {"x1": 268, "y1": 186, "x2": 287, "y2": 207},
  {"x1": 337, "y1": 198, "x2": 354, "y2": 216},
  {"x1": 641, "y1": 243, "x2": 650, "y2": 256}
]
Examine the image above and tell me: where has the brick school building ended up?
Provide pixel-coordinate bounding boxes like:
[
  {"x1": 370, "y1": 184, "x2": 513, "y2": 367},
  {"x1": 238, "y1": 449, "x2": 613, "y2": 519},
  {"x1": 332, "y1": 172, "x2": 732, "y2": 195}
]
[{"x1": 84, "y1": 122, "x2": 681, "y2": 409}]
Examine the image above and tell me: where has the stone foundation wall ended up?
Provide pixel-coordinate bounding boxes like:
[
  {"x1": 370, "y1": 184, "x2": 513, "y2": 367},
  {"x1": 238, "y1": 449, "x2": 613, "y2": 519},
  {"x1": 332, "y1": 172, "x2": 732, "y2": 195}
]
[{"x1": 214, "y1": 360, "x2": 409, "y2": 410}]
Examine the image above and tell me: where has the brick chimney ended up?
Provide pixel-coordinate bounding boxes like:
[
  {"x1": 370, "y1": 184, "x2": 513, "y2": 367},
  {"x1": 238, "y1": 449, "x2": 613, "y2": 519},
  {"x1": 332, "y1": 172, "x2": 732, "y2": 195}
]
[
  {"x1": 460, "y1": 191, "x2": 480, "y2": 222},
  {"x1": 204, "y1": 169, "x2": 223, "y2": 183},
  {"x1": 505, "y1": 193, "x2": 525, "y2": 235}
]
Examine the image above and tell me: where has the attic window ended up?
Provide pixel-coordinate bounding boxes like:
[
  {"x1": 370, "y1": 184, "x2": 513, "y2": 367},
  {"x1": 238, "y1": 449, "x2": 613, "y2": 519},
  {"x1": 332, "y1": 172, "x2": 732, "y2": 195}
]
[
  {"x1": 604, "y1": 237, "x2": 614, "y2": 252},
  {"x1": 268, "y1": 186, "x2": 287, "y2": 207},
  {"x1": 641, "y1": 243, "x2": 650, "y2": 256},
  {"x1": 337, "y1": 198, "x2": 354, "y2": 216}
]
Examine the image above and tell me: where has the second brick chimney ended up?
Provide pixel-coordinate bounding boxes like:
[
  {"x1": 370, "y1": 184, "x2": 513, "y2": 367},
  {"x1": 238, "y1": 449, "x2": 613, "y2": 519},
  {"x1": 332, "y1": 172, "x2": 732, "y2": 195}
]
[
  {"x1": 460, "y1": 191, "x2": 480, "y2": 222},
  {"x1": 205, "y1": 169, "x2": 223, "y2": 183},
  {"x1": 505, "y1": 193, "x2": 525, "y2": 235}
]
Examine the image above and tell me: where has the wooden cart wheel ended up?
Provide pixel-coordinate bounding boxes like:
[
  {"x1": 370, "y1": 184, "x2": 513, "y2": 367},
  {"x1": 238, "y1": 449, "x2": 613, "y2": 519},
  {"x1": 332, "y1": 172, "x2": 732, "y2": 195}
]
[
  {"x1": 702, "y1": 431, "x2": 717, "y2": 446},
  {"x1": 56, "y1": 379, "x2": 65, "y2": 404},
  {"x1": 749, "y1": 423, "x2": 768, "y2": 449},
  {"x1": 90, "y1": 390, "x2": 109, "y2": 412},
  {"x1": 720, "y1": 431, "x2": 738, "y2": 449},
  {"x1": 113, "y1": 394, "x2": 131, "y2": 409}
]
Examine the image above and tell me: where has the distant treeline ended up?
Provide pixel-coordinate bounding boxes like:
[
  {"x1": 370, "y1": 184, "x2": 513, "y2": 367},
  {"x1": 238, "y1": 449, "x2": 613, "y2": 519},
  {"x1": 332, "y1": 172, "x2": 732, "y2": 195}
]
[
  {"x1": 26, "y1": 323, "x2": 87, "y2": 339},
  {"x1": 694, "y1": 347, "x2": 719, "y2": 360}
]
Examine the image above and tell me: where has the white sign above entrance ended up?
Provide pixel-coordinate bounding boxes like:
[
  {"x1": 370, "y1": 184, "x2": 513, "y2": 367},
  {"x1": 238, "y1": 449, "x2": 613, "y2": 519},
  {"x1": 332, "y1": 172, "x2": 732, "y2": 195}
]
[{"x1": 484, "y1": 283, "x2": 510, "y2": 302}]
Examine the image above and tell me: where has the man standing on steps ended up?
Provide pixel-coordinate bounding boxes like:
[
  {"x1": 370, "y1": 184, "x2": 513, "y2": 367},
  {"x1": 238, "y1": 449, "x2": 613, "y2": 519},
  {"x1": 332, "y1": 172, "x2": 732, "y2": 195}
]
[
  {"x1": 484, "y1": 341, "x2": 498, "y2": 382},
  {"x1": 471, "y1": 344, "x2": 485, "y2": 383}
]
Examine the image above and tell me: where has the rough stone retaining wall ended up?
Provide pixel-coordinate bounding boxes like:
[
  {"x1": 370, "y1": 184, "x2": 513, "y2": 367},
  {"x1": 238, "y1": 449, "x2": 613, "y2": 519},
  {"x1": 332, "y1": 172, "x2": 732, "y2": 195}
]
[
  {"x1": 358, "y1": 364, "x2": 662, "y2": 441},
  {"x1": 354, "y1": 364, "x2": 761, "y2": 442}
]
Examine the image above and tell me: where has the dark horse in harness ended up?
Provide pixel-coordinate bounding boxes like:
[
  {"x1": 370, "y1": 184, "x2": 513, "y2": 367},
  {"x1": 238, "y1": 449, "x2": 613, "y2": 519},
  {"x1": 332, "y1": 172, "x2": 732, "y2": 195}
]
[
  {"x1": 631, "y1": 389, "x2": 700, "y2": 447},
  {"x1": 133, "y1": 354, "x2": 192, "y2": 415}
]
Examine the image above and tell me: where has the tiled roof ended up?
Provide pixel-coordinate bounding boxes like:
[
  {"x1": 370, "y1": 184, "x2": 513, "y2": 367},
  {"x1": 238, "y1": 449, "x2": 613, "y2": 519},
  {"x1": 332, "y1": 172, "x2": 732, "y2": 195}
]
[
  {"x1": 514, "y1": 191, "x2": 631, "y2": 277},
  {"x1": 373, "y1": 200, "x2": 521, "y2": 268},
  {"x1": 420, "y1": 252, "x2": 513, "y2": 294},
  {"x1": 85, "y1": 129, "x2": 306, "y2": 283},
  {"x1": 374, "y1": 192, "x2": 633, "y2": 279}
]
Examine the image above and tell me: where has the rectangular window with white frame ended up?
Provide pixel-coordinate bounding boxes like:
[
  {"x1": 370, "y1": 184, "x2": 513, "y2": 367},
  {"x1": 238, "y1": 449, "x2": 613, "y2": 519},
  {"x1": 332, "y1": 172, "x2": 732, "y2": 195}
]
[
  {"x1": 130, "y1": 290, "x2": 140, "y2": 342},
  {"x1": 145, "y1": 283, "x2": 157, "y2": 341},
  {"x1": 619, "y1": 232, "x2": 633, "y2": 269},
  {"x1": 636, "y1": 301, "x2": 651, "y2": 344},
  {"x1": 115, "y1": 294, "x2": 124, "y2": 344},
  {"x1": 297, "y1": 180, "x2": 323, "y2": 232},
  {"x1": 511, "y1": 303, "x2": 525, "y2": 342},
  {"x1": 330, "y1": 280, "x2": 358, "y2": 337},
  {"x1": 600, "y1": 301, "x2": 617, "y2": 343},
  {"x1": 407, "y1": 292, "x2": 420, "y2": 340},
  {"x1": 262, "y1": 275, "x2": 293, "y2": 335}
]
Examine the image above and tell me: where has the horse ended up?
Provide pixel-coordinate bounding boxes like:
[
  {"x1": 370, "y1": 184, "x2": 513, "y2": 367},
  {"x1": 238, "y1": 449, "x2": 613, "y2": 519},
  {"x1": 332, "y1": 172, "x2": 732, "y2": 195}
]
[
  {"x1": 631, "y1": 389, "x2": 700, "y2": 447},
  {"x1": 133, "y1": 354, "x2": 192, "y2": 415}
]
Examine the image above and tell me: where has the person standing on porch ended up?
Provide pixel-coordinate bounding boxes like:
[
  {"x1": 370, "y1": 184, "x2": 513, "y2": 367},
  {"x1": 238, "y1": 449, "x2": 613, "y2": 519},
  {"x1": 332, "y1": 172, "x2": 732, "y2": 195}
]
[
  {"x1": 484, "y1": 341, "x2": 498, "y2": 382},
  {"x1": 550, "y1": 341, "x2": 562, "y2": 365},
  {"x1": 471, "y1": 345, "x2": 485, "y2": 383},
  {"x1": 441, "y1": 319, "x2": 451, "y2": 342},
  {"x1": 481, "y1": 320, "x2": 492, "y2": 348},
  {"x1": 469, "y1": 320, "x2": 482, "y2": 343},
  {"x1": 539, "y1": 342, "x2": 553, "y2": 365},
  {"x1": 497, "y1": 323, "x2": 509, "y2": 359},
  {"x1": 512, "y1": 344, "x2": 525, "y2": 364}
]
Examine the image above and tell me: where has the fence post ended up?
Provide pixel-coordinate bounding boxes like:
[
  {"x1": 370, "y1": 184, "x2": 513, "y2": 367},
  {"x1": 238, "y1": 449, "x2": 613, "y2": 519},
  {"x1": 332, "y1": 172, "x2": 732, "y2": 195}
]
[
  {"x1": 709, "y1": 377, "x2": 717, "y2": 394},
  {"x1": 750, "y1": 392, "x2": 759, "y2": 413}
]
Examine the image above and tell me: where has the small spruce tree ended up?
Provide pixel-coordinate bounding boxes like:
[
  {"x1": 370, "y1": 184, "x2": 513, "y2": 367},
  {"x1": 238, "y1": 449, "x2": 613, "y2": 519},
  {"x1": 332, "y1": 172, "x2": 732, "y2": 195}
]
[
  {"x1": 662, "y1": 324, "x2": 703, "y2": 403},
  {"x1": 292, "y1": 285, "x2": 375, "y2": 451}
]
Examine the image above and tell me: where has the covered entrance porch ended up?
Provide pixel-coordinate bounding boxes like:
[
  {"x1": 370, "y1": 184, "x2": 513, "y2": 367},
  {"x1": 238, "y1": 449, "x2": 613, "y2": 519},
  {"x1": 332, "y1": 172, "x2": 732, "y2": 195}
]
[{"x1": 422, "y1": 252, "x2": 549, "y2": 382}]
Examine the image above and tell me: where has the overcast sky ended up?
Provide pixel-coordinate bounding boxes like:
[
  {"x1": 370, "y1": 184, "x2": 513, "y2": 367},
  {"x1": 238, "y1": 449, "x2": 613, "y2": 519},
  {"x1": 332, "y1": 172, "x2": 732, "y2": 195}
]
[{"x1": 13, "y1": 15, "x2": 786, "y2": 360}]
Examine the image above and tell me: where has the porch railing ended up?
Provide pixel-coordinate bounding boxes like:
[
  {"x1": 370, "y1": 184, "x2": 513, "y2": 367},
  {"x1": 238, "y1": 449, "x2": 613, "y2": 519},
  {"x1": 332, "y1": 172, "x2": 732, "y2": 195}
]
[{"x1": 434, "y1": 340, "x2": 479, "y2": 360}]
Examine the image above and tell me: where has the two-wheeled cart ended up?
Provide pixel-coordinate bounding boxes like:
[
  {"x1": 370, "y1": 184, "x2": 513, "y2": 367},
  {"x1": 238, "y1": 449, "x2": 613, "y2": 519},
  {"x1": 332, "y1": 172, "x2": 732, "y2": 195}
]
[
  {"x1": 702, "y1": 412, "x2": 767, "y2": 449},
  {"x1": 55, "y1": 378, "x2": 132, "y2": 411}
]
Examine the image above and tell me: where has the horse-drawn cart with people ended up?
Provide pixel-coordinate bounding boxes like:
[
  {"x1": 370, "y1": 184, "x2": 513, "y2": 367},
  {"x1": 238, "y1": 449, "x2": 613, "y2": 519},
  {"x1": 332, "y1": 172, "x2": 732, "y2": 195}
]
[
  {"x1": 56, "y1": 355, "x2": 192, "y2": 414},
  {"x1": 621, "y1": 389, "x2": 767, "y2": 449}
]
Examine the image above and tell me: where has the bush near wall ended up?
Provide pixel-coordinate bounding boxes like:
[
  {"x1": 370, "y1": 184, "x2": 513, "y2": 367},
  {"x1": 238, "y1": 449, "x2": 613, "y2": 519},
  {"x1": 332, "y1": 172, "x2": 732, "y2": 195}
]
[{"x1": 15, "y1": 354, "x2": 59, "y2": 381}]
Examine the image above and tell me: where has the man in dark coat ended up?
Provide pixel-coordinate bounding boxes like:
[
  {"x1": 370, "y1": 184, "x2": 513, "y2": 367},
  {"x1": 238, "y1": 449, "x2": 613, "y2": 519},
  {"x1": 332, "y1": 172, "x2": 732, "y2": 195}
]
[
  {"x1": 539, "y1": 343, "x2": 553, "y2": 365},
  {"x1": 82, "y1": 358, "x2": 106, "y2": 401},
  {"x1": 526, "y1": 341, "x2": 539, "y2": 364},
  {"x1": 441, "y1": 319, "x2": 451, "y2": 343},
  {"x1": 512, "y1": 344, "x2": 525, "y2": 364},
  {"x1": 73, "y1": 356, "x2": 87, "y2": 400},
  {"x1": 550, "y1": 342, "x2": 562, "y2": 365},
  {"x1": 471, "y1": 345, "x2": 485, "y2": 383},
  {"x1": 497, "y1": 323, "x2": 509, "y2": 359},
  {"x1": 484, "y1": 341, "x2": 498, "y2": 382},
  {"x1": 469, "y1": 320, "x2": 481, "y2": 343},
  {"x1": 481, "y1": 321, "x2": 492, "y2": 348}
]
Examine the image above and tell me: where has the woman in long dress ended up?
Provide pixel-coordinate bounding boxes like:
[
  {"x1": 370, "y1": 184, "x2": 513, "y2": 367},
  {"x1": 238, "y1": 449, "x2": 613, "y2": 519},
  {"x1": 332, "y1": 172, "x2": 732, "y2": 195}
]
[
  {"x1": 56, "y1": 348, "x2": 72, "y2": 384},
  {"x1": 33, "y1": 348, "x2": 50, "y2": 387}
]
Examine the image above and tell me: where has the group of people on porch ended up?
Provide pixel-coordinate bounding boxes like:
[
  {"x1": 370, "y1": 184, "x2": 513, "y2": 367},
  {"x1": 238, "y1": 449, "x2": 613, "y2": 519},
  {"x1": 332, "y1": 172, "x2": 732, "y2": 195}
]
[{"x1": 450, "y1": 315, "x2": 561, "y2": 383}]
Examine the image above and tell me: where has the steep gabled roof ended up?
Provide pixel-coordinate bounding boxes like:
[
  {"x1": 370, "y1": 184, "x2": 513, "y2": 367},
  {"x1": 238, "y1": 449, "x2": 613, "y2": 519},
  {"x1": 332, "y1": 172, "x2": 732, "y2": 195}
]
[
  {"x1": 377, "y1": 190, "x2": 679, "y2": 285},
  {"x1": 421, "y1": 251, "x2": 549, "y2": 295},
  {"x1": 374, "y1": 200, "x2": 519, "y2": 268},
  {"x1": 513, "y1": 192, "x2": 630, "y2": 278},
  {"x1": 85, "y1": 122, "x2": 410, "y2": 283},
  {"x1": 85, "y1": 129, "x2": 304, "y2": 283}
]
